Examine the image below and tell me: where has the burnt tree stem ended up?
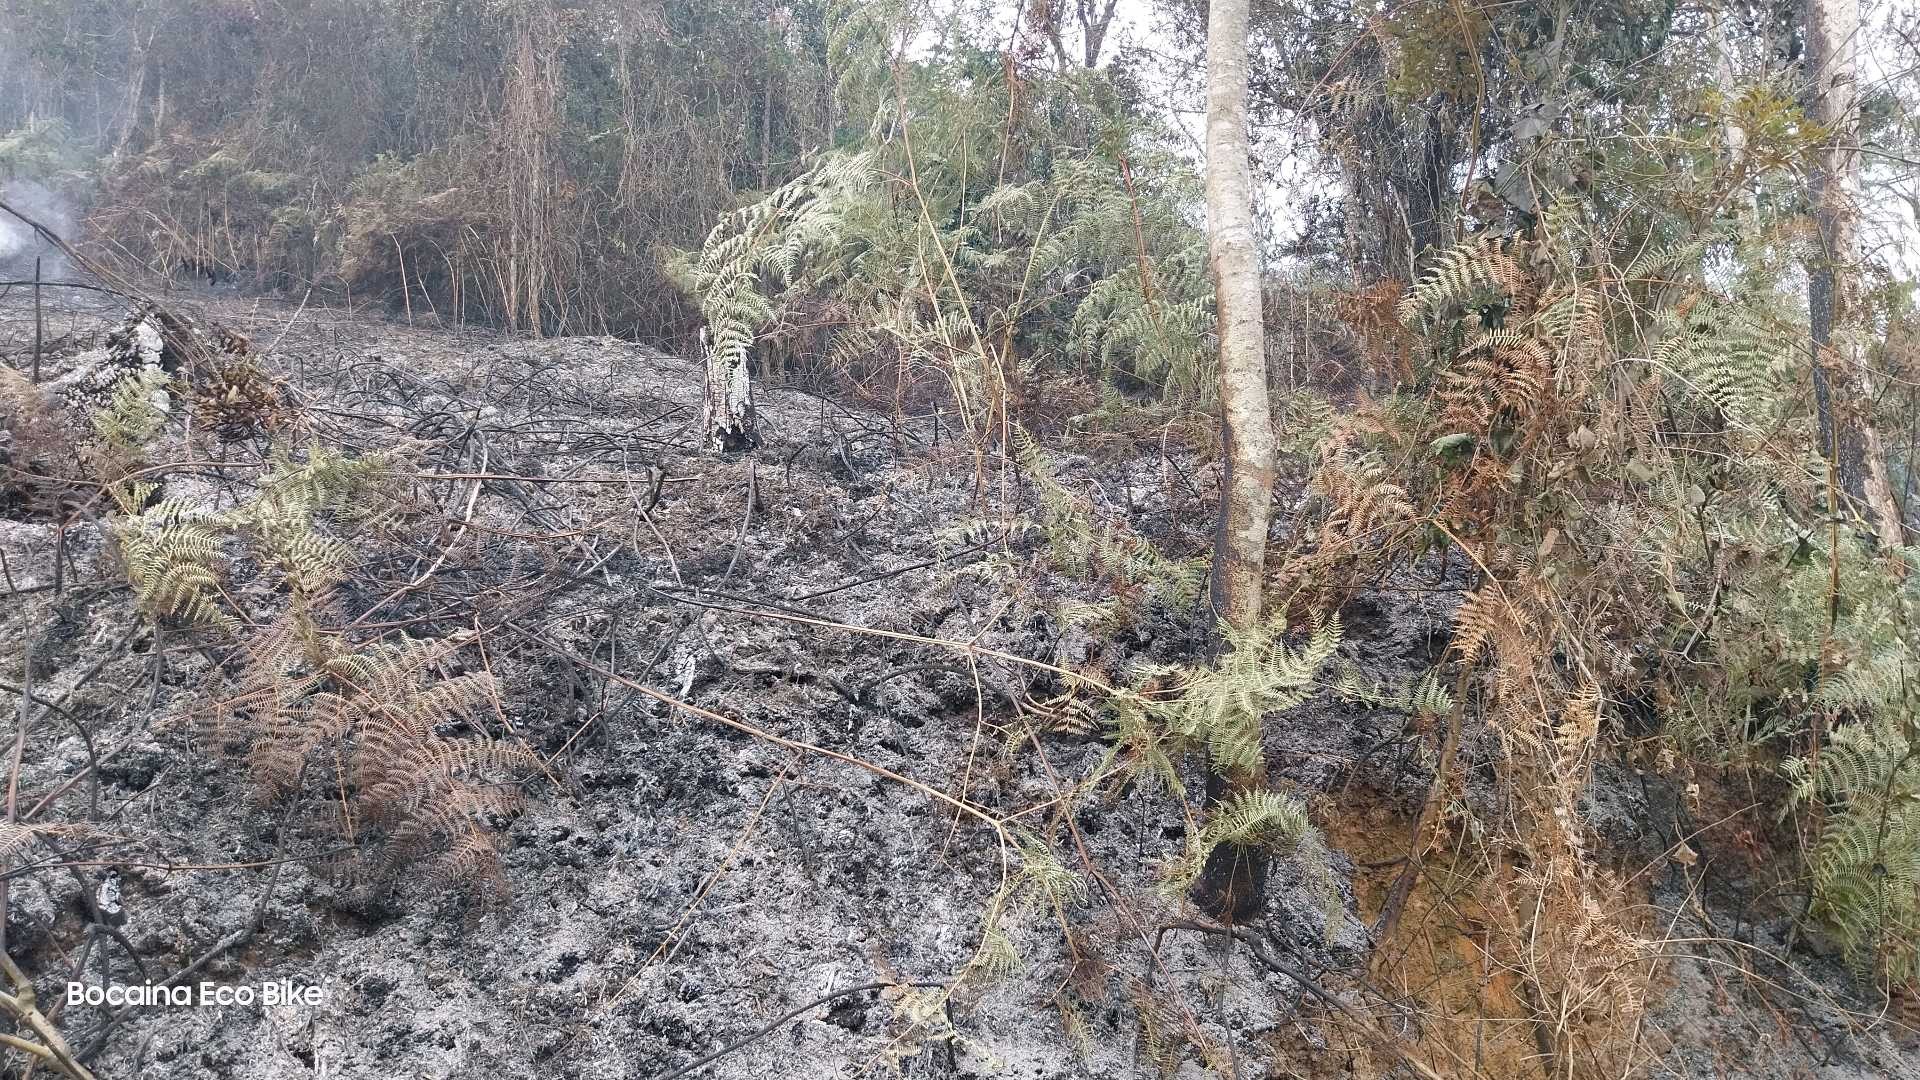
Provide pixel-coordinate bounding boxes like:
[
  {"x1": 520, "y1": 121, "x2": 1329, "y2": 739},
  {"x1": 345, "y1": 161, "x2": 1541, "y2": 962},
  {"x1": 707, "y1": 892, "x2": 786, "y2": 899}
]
[{"x1": 32, "y1": 257, "x2": 43, "y2": 383}]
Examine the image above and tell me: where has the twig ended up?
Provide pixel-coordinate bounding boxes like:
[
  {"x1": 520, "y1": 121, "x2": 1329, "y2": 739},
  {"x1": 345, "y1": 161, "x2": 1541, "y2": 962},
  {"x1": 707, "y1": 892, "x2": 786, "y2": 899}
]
[
  {"x1": 856, "y1": 662, "x2": 978, "y2": 704},
  {"x1": 0, "y1": 682, "x2": 100, "y2": 820},
  {"x1": 348, "y1": 438, "x2": 488, "y2": 628},
  {"x1": 1, "y1": 629, "x2": 35, "y2": 957},
  {"x1": 1376, "y1": 619, "x2": 1477, "y2": 945},
  {"x1": 0, "y1": 282, "x2": 131, "y2": 298},
  {"x1": 262, "y1": 287, "x2": 313, "y2": 355},
  {"x1": 0, "y1": 198, "x2": 138, "y2": 317},
  {"x1": 505, "y1": 622, "x2": 1009, "y2": 833},
  {"x1": 637, "y1": 586, "x2": 1118, "y2": 695},
  {"x1": 721, "y1": 461, "x2": 756, "y2": 583},
  {"x1": 72, "y1": 926, "x2": 252, "y2": 1062},
  {"x1": 648, "y1": 981, "x2": 943, "y2": 1080},
  {"x1": 74, "y1": 798, "x2": 299, "y2": 1062},
  {"x1": 784, "y1": 530, "x2": 1004, "y2": 602},
  {"x1": 1156, "y1": 921, "x2": 1450, "y2": 1080},
  {"x1": 652, "y1": 756, "x2": 796, "y2": 969}
]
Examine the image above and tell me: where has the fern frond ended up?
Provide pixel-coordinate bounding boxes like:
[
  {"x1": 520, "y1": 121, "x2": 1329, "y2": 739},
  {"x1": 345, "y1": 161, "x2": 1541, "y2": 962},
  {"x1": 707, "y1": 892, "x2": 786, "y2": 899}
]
[
  {"x1": 1399, "y1": 238, "x2": 1529, "y2": 326},
  {"x1": 109, "y1": 491, "x2": 235, "y2": 631}
]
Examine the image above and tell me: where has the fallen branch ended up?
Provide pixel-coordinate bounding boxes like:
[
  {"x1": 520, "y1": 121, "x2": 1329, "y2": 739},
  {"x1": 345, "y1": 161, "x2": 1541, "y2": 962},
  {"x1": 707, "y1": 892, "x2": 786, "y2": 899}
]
[
  {"x1": 0, "y1": 952, "x2": 95, "y2": 1080},
  {"x1": 0, "y1": 280, "x2": 133, "y2": 299}
]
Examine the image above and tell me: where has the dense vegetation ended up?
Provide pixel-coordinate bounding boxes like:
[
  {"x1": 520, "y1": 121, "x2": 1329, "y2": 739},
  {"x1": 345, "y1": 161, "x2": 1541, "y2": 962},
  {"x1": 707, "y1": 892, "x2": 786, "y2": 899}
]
[
  {"x1": 2, "y1": 0, "x2": 834, "y2": 337},
  {"x1": 4, "y1": 0, "x2": 1920, "y2": 1076}
]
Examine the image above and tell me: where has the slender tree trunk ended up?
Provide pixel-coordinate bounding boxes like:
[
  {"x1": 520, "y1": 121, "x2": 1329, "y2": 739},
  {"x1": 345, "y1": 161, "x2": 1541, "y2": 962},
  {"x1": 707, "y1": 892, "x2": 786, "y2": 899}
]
[
  {"x1": 1710, "y1": 5, "x2": 1749, "y2": 197},
  {"x1": 110, "y1": 29, "x2": 153, "y2": 158},
  {"x1": 760, "y1": 75, "x2": 774, "y2": 190},
  {"x1": 1192, "y1": 0, "x2": 1277, "y2": 926},
  {"x1": 32, "y1": 256, "x2": 42, "y2": 384},
  {"x1": 503, "y1": 3, "x2": 560, "y2": 337},
  {"x1": 1078, "y1": 0, "x2": 1120, "y2": 68},
  {"x1": 1805, "y1": 0, "x2": 1905, "y2": 548}
]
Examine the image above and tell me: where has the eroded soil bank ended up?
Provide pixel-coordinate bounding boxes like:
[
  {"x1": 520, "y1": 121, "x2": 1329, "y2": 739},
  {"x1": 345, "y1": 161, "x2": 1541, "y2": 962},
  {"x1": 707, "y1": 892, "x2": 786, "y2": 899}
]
[{"x1": 0, "y1": 290, "x2": 1910, "y2": 1079}]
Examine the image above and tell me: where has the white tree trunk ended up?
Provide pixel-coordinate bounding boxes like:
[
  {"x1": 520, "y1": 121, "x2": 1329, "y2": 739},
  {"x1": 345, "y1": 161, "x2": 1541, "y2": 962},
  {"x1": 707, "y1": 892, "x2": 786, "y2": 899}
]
[
  {"x1": 1192, "y1": 0, "x2": 1277, "y2": 926},
  {"x1": 1710, "y1": 4, "x2": 1752, "y2": 212},
  {"x1": 1205, "y1": 0, "x2": 1274, "y2": 635},
  {"x1": 1806, "y1": 0, "x2": 1905, "y2": 548}
]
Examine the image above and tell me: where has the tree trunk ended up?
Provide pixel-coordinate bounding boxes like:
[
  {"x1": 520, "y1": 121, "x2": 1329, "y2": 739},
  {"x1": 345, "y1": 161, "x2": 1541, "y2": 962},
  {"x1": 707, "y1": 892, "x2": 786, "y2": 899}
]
[
  {"x1": 1192, "y1": 0, "x2": 1277, "y2": 926},
  {"x1": 1805, "y1": 0, "x2": 1905, "y2": 549},
  {"x1": 1078, "y1": 0, "x2": 1120, "y2": 68},
  {"x1": 1710, "y1": 4, "x2": 1749, "y2": 200},
  {"x1": 110, "y1": 29, "x2": 153, "y2": 158},
  {"x1": 702, "y1": 327, "x2": 758, "y2": 452},
  {"x1": 503, "y1": 2, "x2": 561, "y2": 337}
]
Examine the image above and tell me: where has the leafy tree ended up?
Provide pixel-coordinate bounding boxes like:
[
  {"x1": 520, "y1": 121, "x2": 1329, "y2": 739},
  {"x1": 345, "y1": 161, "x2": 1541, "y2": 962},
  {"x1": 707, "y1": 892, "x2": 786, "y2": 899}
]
[{"x1": 670, "y1": 7, "x2": 1219, "y2": 446}]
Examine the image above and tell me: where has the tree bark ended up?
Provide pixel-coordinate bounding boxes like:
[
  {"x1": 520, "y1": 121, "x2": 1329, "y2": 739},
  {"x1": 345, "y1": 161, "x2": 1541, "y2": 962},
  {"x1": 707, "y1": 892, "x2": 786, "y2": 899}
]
[
  {"x1": 1805, "y1": 0, "x2": 1905, "y2": 549},
  {"x1": 1192, "y1": 0, "x2": 1277, "y2": 926}
]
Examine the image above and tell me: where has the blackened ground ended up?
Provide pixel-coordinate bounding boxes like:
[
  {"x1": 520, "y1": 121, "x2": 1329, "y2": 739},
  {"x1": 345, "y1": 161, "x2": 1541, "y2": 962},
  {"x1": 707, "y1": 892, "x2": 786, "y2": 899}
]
[{"x1": 0, "y1": 290, "x2": 1910, "y2": 1079}]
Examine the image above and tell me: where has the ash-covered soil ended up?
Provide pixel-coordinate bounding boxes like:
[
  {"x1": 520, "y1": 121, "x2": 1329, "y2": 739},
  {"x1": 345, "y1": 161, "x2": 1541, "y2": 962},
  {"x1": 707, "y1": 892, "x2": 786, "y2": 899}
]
[{"x1": 0, "y1": 289, "x2": 1911, "y2": 1079}]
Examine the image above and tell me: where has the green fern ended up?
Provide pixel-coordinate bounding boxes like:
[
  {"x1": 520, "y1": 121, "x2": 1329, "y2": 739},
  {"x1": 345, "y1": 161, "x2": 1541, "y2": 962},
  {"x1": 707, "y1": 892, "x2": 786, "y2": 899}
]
[
  {"x1": 668, "y1": 37, "x2": 1219, "y2": 411},
  {"x1": 1102, "y1": 613, "x2": 1340, "y2": 805},
  {"x1": 1160, "y1": 615, "x2": 1341, "y2": 777},
  {"x1": 1332, "y1": 663, "x2": 1453, "y2": 719},
  {"x1": 1016, "y1": 428, "x2": 1205, "y2": 617},
  {"x1": 92, "y1": 369, "x2": 174, "y2": 453},
  {"x1": 1787, "y1": 717, "x2": 1920, "y2": 983},
  {"x1": 108, "y1": 482, "x2": 236, "y2": 631},
  {"x1": 250, "y1": 447, "x2": 408, "y2": 527},
  {"x1": 1195, "y1": 789, "x2": 1313, "y2": 853},
  {"x1": 1398, "y1": 238, "x2": 1524, "y2": 327},
  {"x1": 1161, "y1": 788, "x2": 1340, "y2": 941}
]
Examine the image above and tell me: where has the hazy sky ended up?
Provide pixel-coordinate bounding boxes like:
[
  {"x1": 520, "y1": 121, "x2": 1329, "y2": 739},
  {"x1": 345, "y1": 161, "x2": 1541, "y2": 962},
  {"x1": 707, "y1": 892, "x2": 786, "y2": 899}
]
[{"x1": 1859, "y1": 0, "x2": 1919, "y2": 282}]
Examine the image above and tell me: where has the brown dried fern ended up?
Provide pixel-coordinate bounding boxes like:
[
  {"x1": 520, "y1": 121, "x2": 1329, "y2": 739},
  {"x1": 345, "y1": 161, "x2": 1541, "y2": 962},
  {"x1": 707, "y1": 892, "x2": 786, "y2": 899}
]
[{"x1": 203, "y1": 621, "x2": 536, "y2": 897}]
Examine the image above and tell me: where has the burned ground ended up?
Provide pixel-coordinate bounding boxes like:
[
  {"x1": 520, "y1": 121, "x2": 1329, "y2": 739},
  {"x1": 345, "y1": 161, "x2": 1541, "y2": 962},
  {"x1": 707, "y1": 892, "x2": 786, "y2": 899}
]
[{"x1": 0, "y1": 290, "x2": 1910, "y2": 1079}]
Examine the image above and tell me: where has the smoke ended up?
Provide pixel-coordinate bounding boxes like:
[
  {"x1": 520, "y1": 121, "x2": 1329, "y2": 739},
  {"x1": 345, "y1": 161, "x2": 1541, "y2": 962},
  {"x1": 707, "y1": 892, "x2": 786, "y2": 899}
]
[{"x1": 0, "y1": 179, "x2": 76, "y2": 282}]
